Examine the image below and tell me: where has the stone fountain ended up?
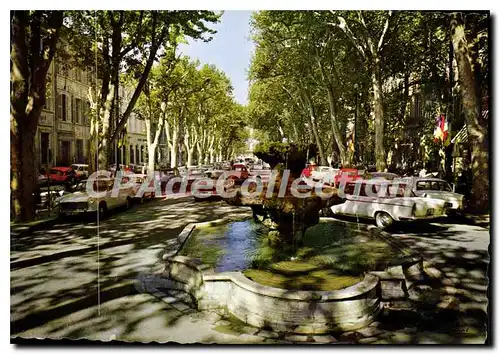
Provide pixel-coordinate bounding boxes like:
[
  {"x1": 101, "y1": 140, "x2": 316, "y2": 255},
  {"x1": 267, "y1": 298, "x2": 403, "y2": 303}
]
[{"x1": 162, "y1": 143, "x2": 424, "y2": 334}]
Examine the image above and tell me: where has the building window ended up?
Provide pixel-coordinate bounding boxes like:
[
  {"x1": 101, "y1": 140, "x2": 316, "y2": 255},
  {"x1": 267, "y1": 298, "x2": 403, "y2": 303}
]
[
  {"x1": 76, "y1": 139, "x2": 84, "y2": 163},
  {"x1": 75, "y1": 69, "x2": 82, "y2": 82},
  {"x1": 56, "y1": 93, "x2": 67, "y2": 121},
  {"x1": 74, "y1": 98, "x2": 83, "y2": 124},
  {"x1": 41, "y1": 133, "x2": 49, "y2": 165},
  {"x1": 130, "y1": 145, "x2": 134, "y2": 164},
  {"x1": 83, "y1": 101, "x2": 91, "y2": 125},
  {"x1": 59, "y1": 140, "x2": 71, "y2": 166}
]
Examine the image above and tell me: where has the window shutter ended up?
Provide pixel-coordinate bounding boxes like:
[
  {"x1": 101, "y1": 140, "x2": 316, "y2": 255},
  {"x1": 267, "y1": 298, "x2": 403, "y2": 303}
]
[
  {"x1": 62, "y1": 94, "x2": 67, "y2": 121},
  {"x1": 56, "y1": 94, "x2": 62, "y2": 120},
  {"x1": 71, "y1": 96, "x2": 76, "y2": 123}
]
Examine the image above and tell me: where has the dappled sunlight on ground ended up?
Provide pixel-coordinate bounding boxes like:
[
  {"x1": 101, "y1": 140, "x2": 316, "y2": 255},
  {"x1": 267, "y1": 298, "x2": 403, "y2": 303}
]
[
  {"x1": 11, "y1": 198, "x2": 253, "y2": 339},
  {"x1": 10, "y1": 197, "x2": 489, "y2": 344}
]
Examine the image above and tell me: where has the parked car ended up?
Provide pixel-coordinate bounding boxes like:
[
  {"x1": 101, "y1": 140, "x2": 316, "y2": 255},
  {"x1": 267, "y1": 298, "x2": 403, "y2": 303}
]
[
  {"x1": 231, "y1": 163, "x2": 250, "y2": 184},
  {"x1": 34, "y1": 185, "x2": 68, "y2": 209},
  {"x1": 364, "y1": 171, "x2": 400, "y2": 180},
  {"x1": 71, "y1": 164, "x2": 89, "y2": 180},
  {"x1": 58, "y1": 178, "x2": 135, "y2": 217},
  {"x1": 47, "y1": 166, "x2": 77, "y2": 185},
  {"x1": 311, "y1": 166, "x2": 340, "y2": 185},
  {"x1": 159, "y1": 168, "x2": 181, "y2": 194},
  {"x1": 400, "y1": 177, "x2": 465, "y2": 213},
  {"x1": 128, "y1": 164, "x2": 146, "y2": 174},
  {"x1": 301, "y1": 163, "x2": 317, "y2": 178},
  {"x1": 333, "y1": 168, "x2": 363, "y2": 187},
  {"x1": 37, "y1": 173, "x2": 48, "y2": 186},
  {"x1": 330, "y1": 180, "x2": 447, "y2": 229},
  {"x1": 122, "y1": 174, "x2": 156, "y2": 202},
  {"x1": 193, "y1": 171, "x2": 228, "y2": 201},
  {"x1": 249, "y1": 168, "x2": 272, "y2": 183}
]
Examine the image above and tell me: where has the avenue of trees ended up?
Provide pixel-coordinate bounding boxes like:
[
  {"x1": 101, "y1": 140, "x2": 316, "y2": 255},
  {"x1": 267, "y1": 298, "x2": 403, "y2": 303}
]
[
  {"x1": 248, "y1": 10, "x2": 489, "y2": 211},
  {"x1": 10, "y1": 10, "x2": 490, "y2": 222},
  {"x1": 11, "y1": 10, "x2": 248, "y2": 222}
]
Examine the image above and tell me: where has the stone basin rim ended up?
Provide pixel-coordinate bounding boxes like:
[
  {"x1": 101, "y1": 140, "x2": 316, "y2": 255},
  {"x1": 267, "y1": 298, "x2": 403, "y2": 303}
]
[{"x1": 166, "y1": 254, "x2": 379, "y2": 301}]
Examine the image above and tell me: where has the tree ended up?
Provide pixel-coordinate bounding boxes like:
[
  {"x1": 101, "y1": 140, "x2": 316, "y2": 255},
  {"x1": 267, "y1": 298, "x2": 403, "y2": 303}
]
[
  {"x1": 331, "y1": 11, "x2": 397, "y2": 171},
  {"x1": 67, "y1": 10, "x2": 220, "y2": 171},
  {"x1": 130, "y1": 43, "x2": 186, "y2": 175},
  {"x1": 11, "y1": 10, "x2": 64, "y2": 222},
  {"x1": 450, "y1": 12, "x2": 489, "y2": 212},
  {"x1": 250, "y1": 11, "x2": 330, "y2": 165}
]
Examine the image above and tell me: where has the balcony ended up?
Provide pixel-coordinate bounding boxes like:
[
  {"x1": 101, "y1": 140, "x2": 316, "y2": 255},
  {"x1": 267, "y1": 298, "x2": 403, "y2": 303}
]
[
  {"x1": 39, "y1": 115, "x2": 53, "y2": 127},
  {"x1": 57, "y1": 121, "x2": 74, "y2": 132}
]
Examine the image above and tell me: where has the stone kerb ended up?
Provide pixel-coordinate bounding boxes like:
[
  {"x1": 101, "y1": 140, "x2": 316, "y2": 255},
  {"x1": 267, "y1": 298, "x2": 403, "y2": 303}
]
[{"x1": 367, "y1": 226, "x2": 425, "y2": 300}]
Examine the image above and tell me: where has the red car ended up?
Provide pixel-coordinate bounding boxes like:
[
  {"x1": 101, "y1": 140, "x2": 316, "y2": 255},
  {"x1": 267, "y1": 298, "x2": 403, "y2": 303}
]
[
  {"x1": 301, "y1": 164, "x2": 317, "y2": 178},
  {"x1": 230, "y1": 163, "x2": 250, "y2": 184},
  {"x1": 47, "y1": 166, "x2": 77, "y2": 184},
  {"x1": 333, "y1": 168, "x2": 363, "y2": 187}
]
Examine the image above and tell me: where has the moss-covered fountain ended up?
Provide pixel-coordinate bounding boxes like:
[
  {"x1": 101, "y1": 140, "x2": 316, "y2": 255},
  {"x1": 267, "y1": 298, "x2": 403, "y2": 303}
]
[{"x1": 163, "y1": 143, "x2": 424, "y2": 334}]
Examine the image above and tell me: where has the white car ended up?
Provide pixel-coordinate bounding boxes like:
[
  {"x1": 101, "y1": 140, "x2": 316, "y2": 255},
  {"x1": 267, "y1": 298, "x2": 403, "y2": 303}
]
[
  {"x1": 71, "y1": 164, "x2": 89, "y2": 180},
  {"x1": 311, "y1": 166, "x2": 339, "y2": 185},
  {"x1": 58, "y1": 178, "x2": 135, "y2": 217},
  {"x1": 401, "y1": 177, "x2": 465, "y2": 212},
  {"x1": 122, "y1": 174, "x2": 156, "y2": 202},
  {"x1": 330, "y1": 180, "x2": 447, "y2": 229}
]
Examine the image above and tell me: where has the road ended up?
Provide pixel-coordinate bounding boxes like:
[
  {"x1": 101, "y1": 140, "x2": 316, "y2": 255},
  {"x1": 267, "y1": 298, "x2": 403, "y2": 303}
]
[{"x1": 10, "y1": 198, "x2": 490, "y2": 343}]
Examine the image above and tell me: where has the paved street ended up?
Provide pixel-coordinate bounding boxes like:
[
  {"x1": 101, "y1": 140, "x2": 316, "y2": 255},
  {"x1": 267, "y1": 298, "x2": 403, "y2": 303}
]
[{"x1": 11, "y1": 198, "x2": 490, "y2": 344}]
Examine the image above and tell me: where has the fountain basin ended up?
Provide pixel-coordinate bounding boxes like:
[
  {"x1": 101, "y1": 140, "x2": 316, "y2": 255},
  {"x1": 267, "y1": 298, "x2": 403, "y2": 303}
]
[
  {"x1": 164, "y1": 254, "x2": 381, "y2": 333},
  {"x1": 161, "y1": 218, "x2": 400, "y2": 334}
]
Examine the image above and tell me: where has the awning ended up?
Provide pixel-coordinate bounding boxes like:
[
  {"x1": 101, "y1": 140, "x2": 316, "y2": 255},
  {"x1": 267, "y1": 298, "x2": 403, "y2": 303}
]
[
  {"x1": 451, "y1": 125, "x2": 468, "y2": 144},
  {"x1": 451, "y1": 110, "x2": 488, "y2": 145}
]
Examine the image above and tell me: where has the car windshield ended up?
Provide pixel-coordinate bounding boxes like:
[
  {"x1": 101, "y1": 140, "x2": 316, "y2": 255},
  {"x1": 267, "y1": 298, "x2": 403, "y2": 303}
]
[
  {"x1": 416, "y1": 180, "x2": 452, "y2": 192},
  {"x1": 50, "y1": 169, "x2": 63, "y2": 175},
  {"x1": 74, "y1": 182, "x2": 86, "y2": 192},
  {"x1": 94, "y1": 180, "x2": 112, "y2": 192}
]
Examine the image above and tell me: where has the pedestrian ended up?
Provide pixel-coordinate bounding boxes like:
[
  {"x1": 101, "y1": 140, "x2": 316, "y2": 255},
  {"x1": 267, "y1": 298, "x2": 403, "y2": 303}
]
[{"x1": 419, "y1": 166, "x2": 427, "y2": 177}]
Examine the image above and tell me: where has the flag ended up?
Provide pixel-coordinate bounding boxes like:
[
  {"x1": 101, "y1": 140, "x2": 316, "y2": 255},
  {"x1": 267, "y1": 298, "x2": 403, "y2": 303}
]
[{"x1": 434, "y1": 114, "x2": 450, "y2": 146}]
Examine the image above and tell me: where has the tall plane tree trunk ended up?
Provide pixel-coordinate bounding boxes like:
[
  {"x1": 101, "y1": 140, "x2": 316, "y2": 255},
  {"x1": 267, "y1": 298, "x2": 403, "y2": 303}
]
[
  {"x1": 170, "y1": 129, "x2": 178, "y2": 168},
  {"x1": 315, "y1": 53, "x2": 351, "y2": 167},
  {"x1": 451, "y1": 13, "x2": 489, "y2": 212},
  {"x1": 372, "y1": 59, "x2": 386, "y2": 171},
  {"x1": 10, "y1": 10, "x2": 63, "y2": 222},
  {"x1": 98, "y1": 83, "x2": 115, "y2": 170},
  {"x1": 184, "y1": 126, "x2": 197, "y2": 167},
  {"x1": 300, "y1": 87, "x2": 326, "y2": 165}
]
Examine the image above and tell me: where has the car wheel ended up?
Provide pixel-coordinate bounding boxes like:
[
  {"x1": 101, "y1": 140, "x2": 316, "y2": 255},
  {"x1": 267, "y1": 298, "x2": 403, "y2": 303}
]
[
  {"x1": 98, "y1": 202, "x2": 108, "y2": 218},
  {"x1": 375, "y1": 211, "x2": 393, "y2": 230}
]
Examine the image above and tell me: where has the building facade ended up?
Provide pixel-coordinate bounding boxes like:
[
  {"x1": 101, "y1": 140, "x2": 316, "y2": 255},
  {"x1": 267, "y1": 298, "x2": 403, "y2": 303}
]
[
  {"x1": 35, "y1": 61, "x2": 148, "y2": 171},
  {"x1": 36, "y1": 62, "x2": 92, "y2": 170}
]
